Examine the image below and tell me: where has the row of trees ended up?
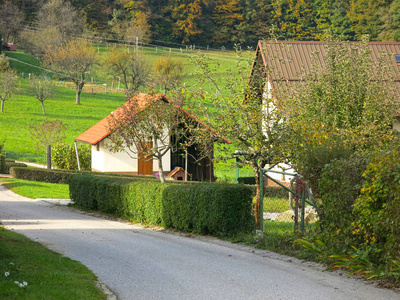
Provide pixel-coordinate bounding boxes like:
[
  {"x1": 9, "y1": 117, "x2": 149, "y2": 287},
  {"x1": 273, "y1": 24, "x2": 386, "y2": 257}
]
[{"x1": 3, "y1": 0, "x2": 400, "y2": 49}]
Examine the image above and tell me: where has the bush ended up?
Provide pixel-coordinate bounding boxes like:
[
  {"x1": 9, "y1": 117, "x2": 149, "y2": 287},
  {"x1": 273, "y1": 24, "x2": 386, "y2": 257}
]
[
  {"x1": 318, "y1": 153, "x2": 368, "y2": 242},
  {"x1": 52, "y1": 143, "x2": 91, "y2": 170},
  {"x1": 5, "y1": 163, "x2": 27, "y2": 174},
  {"x1": 353, "y1": 148, "x2": 400, "y2": 265},
  {"x1": 11, "y1": 167, "x2": 73, "y2": 183},
  {"x1": 296, "y1": 139, "x2": 352, "y2": 198},
  {"x1": 10, "y1": 166, "x2": 158, "y2": 184},
  {"x1": 68, "y1": 175, "x2": 255, "y2": 237},
  {"x1": 162, "y1": 183, "x2": 255, "y2": 237},
  {"x1": 0, "y1": 154, "x2": 5, "y2": 173}
]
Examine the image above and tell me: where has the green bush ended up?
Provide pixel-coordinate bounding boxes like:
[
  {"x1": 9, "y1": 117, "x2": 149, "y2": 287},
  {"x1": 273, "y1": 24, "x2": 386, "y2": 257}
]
[
  {"x1": 353, "y1": 148, "x2": 400, "y2": 265},
  {"x1": 52, "y1": 143, "x2": 91, "y2": 170},
  {"x1": 68, "y1": 175, "x2": 255, "y2": 237},
  {"x1": 11, "y1": 167, "x2": 73, "y2": 183},
  {"x1": 296, "y1": 139, "x2": 352, "y2": 198},
  {"x1": 5, "y1": 162, "x2": 27, "y2": 174},
  {"x1": 162, "y1": 183, "x2": 255, "y2": 237},
  {"x1": 318, "y1": 153, "x2": 367, "y2": 242},
  {"x1": 0, "y1": 154, "x2": 5, "y2": 173}
]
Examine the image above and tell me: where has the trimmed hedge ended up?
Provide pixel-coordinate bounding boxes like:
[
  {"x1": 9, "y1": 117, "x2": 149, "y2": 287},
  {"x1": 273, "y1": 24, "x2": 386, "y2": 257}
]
[
  {"x1": 5, "y1": 163, "x2": 27, "y2": 174},
  {"x1": 68, "y1": 175, "x2": 255, "y2": 237},
  {"x1": 0, "y1": 154, "x2": 4, "y2": 173},
  {"x1": 162, "y1": 183, "x2": 255, "y2": 236},
  {"x1": 11, "y1": 167, "x2": 158, "y2": 184},
  {"x1": 11, "y1": 167, "x2": 74, "y2": 183}
]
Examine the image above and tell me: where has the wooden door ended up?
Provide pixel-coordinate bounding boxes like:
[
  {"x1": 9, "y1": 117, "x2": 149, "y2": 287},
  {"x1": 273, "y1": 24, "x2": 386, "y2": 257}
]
[{"x1": 138, "y1": 142, "x2": 153, "y2": 175}]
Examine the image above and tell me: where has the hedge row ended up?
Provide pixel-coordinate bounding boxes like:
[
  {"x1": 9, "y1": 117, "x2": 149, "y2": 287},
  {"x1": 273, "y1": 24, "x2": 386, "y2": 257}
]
[
  {"x1": 5, "y1": 162, "x2": 27, "y2": 174},
  {"x1": 11, "y1": 167, "x2": 75, "y2": 183},
  {"x1": 10, "y1": 167, "x2": 158, "y2": 184},
  {"x1": 163, "y1": 183, "x2": 255, "y2": 236},
  {"x1": 69, "y1": 175, "x2": 255, "y2": 237}
]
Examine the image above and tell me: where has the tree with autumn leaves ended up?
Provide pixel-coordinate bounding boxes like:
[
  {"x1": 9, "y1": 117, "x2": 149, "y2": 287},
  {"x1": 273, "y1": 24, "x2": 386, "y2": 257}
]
[{"x1": 44, "y1": 39, "x2": 97, "y2": 105}]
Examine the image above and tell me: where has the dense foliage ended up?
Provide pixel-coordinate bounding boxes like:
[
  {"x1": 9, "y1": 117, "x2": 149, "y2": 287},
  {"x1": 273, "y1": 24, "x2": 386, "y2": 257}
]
[
  {"x1": 52, "y1": 143, "x2": 91, "y2": 171},
  {"x1": 69, "y1": 174, "x2": 255, "y2": 237},
  {"x1": 3, "y1": 0, "x2": 400, "y2": 48}
]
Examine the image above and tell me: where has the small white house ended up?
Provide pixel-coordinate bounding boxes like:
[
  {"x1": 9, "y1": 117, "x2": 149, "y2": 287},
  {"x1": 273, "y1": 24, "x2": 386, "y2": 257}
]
[{"x1": 75, "y1": 93, "x2": 222, "y2": 182}]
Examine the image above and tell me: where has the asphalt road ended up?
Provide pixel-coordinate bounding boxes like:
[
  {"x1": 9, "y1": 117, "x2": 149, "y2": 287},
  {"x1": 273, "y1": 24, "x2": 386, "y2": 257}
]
[{"x1": 0, "y1": 184, "x2": 399, "y2": 300}]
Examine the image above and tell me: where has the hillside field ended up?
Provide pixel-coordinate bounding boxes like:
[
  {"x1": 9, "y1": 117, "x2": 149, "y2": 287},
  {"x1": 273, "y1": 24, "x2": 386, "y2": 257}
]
[{"x1": 1, "y1": 47, "x2": 254, "y2": 181}]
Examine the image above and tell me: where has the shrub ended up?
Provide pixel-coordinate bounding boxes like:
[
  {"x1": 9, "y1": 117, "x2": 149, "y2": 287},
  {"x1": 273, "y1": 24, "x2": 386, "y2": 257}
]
[
  {"x1": 11, "y1": 167, "x2": 73, "y2": 183},
  {"x1": 353, "y1": 148, "x2": 400, "y2": 265},
  {"x1": 68, "y1": 175, "x2": 255, "y2": 237},
  {"x1": 318, "y1": 153, "x2": 368, "y2": 242},
  {"x1": 0, "y1": 154, "x2": 4, "y2": 173},
  {"x1": 162, "y1": 183, "x2": 255, "y2": 237},
  {"x1": 52, "y1": 143, "x2": 91, "y2": 170},
  {"x1": 296, "y1": 139, "x2": 352, "y2": 198},
  {"x1": 5, "y1": 163, "x2": 27, "y2": 174}
]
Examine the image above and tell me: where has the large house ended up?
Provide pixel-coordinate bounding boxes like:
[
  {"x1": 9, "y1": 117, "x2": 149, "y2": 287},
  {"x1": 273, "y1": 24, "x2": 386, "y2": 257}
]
[
  {"x1": 249, "y1": 40, "x2": 400, "y2": 183},
  {"x1": 75, "y1": 93, "x2": 226, "y2": 182}
]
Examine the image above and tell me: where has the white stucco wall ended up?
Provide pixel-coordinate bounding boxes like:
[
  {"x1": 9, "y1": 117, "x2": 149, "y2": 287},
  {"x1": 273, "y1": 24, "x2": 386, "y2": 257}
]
[{"x1": 92, "y1": 138, "x2": 171, "y2": 173}]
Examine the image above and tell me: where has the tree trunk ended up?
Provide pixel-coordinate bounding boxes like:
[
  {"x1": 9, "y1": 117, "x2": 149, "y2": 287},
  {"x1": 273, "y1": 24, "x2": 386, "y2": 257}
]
[
  {"x1": 157, "y1": 156, "x2": 165, "y2": 183},
  {"x1": 76, "y1": 87, "x2": 81, "y2": 105},
  {"x1": 75, "y1": 81, "x2": 85, "y2": 105},
  {"x1": 254, "y1": 166, "x2": 261, "y2": 229},
  {"x1": 41, "y1": 101, "x2": 46, "y2": 114},
  {"x1": 1, "y1": 100, "x2": 4, "y2": 112}
]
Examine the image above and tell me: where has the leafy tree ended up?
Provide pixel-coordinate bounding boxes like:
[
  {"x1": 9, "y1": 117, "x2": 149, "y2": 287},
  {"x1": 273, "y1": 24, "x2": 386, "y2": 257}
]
[
  {"x1": 170, "y1": 0, "x2": 209, "y2": 43},
  {"x1": 102, "y1": 45, "x2": 150, "y2": 94},
  {"x1": 271, "y1": 0, "x2": 317, "y2": 40},
  {"x1": 70, "y1": 0, "x2": 110, "y2": 31},
  {"x1": 379, "y1": 0, "x2": 400, "y2": 41},
  {"x1": 189, "y1": 49, "x2": 289, "y2": 228},
  {"x1": 0, "y1": 1, "x2": 25, "y2": 43},
  {"x1": 153, "y1": 56, "x2": 184, "y2": 94},
  {"x1": 107, "y1": 92, "x2": 187, "y2": 183},
  {"x1": 30, "y1": 74, "x2": 54, "y2": 114},
  {"x1": 348, "y1": 0, "x2": 388, "y2": 40},
  {"x1": 279, "y1": 36, "x2": 399, "y2": 196},
  {"x1": 20, "y1": 0, "x2": 86, "y2": 56},
  {"x1": 235, "y1": 0, "x2": 272, "y2": 46},
  {"x1": 44, "y1": 39, "x2": 97, "y2": 105},
  {"x1": 211, "y1": 0, "x2": 243, "y2": 45},
  {"x1": 0, "y1": 68, "x2": 18, "y2": 113}
]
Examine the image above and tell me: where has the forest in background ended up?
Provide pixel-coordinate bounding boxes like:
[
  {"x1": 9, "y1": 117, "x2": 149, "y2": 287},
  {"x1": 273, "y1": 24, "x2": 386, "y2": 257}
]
[{"x1": 2, "y1": 0, "x2": 400, "y2": 50}]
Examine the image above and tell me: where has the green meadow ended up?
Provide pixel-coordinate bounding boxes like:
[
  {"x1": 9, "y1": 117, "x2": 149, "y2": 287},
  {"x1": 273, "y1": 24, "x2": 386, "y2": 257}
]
[{"x1": 1, "y1": 46, "x2": 254, "y2": 181}]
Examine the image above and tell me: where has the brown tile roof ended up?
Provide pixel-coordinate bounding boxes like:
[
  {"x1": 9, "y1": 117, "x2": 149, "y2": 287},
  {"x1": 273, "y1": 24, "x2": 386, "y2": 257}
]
[{"x1": 256, "y1": 40, "x2": 400, "y2": 82}]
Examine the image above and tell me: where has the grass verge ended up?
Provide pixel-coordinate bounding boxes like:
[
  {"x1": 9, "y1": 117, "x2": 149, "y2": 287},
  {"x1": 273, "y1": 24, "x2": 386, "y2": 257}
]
[
  {"x1": 0, "y1": 226, "x2": 105, "y2": 300},
  {"x1": 0, "y1": 178, "x2": 69, "y2": 199}
]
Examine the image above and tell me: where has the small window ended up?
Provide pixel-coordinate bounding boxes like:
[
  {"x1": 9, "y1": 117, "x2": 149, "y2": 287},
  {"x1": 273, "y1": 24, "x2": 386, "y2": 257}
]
[
  {"x1": 395, "y1": 54, "x2": 400, "y2": 63},
  {"x1": 96, "y1": 144, "x2": 100, "y2": 151}
]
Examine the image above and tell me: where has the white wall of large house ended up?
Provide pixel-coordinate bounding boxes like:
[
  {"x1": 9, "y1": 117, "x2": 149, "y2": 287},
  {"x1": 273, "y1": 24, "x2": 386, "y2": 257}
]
[{"x1": 91, "y1": 138, "x2": 171, "y2": 174}]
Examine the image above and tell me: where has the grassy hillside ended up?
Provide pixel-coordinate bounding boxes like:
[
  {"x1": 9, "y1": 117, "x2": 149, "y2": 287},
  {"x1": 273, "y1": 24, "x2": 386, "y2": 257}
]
[{"x1": 0, "y1": 48, "x2": 254, "y2": 180}]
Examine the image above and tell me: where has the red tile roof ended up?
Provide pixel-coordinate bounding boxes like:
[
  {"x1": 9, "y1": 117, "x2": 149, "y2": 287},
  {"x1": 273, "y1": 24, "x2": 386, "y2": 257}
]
[{"x1": 75, "y1": 93, "x2": 230, "y2": 145}]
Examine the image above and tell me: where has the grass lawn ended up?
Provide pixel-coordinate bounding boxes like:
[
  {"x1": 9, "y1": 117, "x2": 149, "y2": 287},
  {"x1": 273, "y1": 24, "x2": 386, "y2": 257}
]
[
  {"x1": 0, "y1": 178, "x2": 69, "y2": 199},
  {"x1": 1, "y1": 48, "x2": 253, "y2": 182},
  {"x1": 0, "y1": 226, "x2": 105, "y2": 300}
]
